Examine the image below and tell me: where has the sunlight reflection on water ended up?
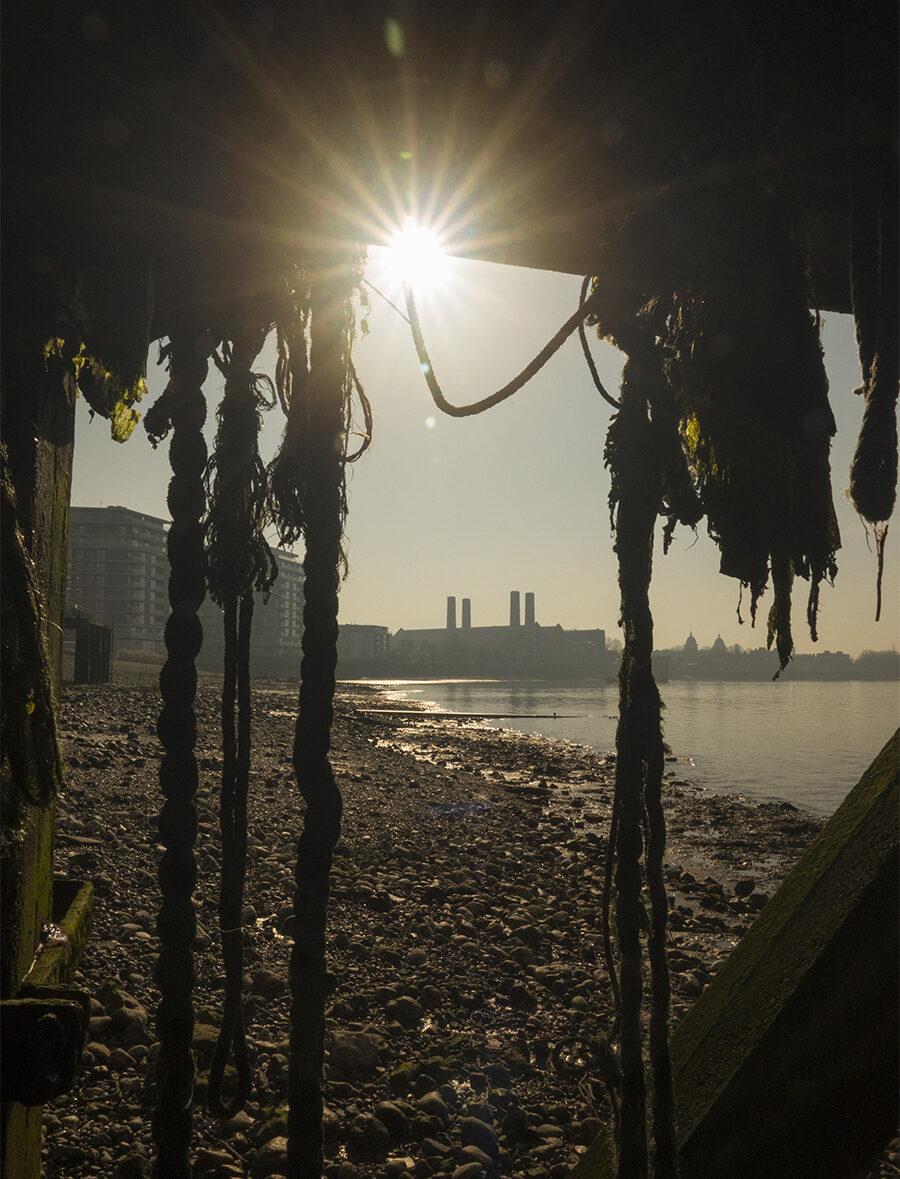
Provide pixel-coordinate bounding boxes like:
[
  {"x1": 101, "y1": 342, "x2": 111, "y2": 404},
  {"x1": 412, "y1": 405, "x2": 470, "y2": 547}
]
[{"x1": 371, "y1": 678, "x2": 898, "y2": 816}]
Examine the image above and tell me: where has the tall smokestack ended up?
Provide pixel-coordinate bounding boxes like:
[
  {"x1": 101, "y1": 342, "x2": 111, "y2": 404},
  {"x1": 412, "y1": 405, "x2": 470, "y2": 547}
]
[
  {"x1": 509, "y1": 590, "x2": 521, "y2": 628},
  {"x1": 446, "y1": 596, "x2": 457, "y2": 630},
  {"x1": 461, "y1": 598, "x2": 471, "y2": 629},
  {"x1": 525, "y1": 592, "x2": 535, "y2": 626}
]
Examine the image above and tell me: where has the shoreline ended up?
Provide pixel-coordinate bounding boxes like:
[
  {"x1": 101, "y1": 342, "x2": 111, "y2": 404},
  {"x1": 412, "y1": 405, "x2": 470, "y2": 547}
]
[
  {"x1": 359, "y1": 676, "x2": 897, "y2": 818},
  {"x1": 361, "y1": 685, "x2": 821, "y2": 896},
  {"x1": 46, "y1": 679, "x2": 822, "y2": 1178}
]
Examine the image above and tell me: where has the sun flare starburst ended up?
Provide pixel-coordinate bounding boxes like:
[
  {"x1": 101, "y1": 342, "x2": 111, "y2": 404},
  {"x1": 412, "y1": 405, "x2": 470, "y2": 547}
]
[{"x1": 378, "y1": 221, "x2": 449, "y2": 292}]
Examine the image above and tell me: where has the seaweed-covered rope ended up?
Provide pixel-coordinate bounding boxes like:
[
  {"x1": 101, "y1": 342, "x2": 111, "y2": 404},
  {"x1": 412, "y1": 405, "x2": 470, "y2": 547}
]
[
  {"x1": 606, "y1": 366, "x2": 679, "y2": 1177},
  {"x1": 597, "y1": 286, "x2": 688, "y2": 1176},
  {"x1": 606, "y1": 368, "x2": 655, "y2": 1178},
  {"x1": 640, "y1": 668, "x2": 677, "y2": 1179},
  {"x1": 203, "y1": 327, "x2": 276, "y2": 1116},
  {"x1": 282, "y1": 254, "x2": 358, "y2": 1178},
  {"x1": 207, "y1": 590, "x2": 256, "y2": 1113},
  {"x1": 270, "y1": 273, "x2": 371, "y2": 548},
  {"x1": 148, "y1": 333, "x2": 210, "y2": 1179},
  {"x1": 207, "y1": 595, "x2": 245, "y2": 1116},
  {"x1": 270, "y1": 276, "x2": 312, "y2": 548}
]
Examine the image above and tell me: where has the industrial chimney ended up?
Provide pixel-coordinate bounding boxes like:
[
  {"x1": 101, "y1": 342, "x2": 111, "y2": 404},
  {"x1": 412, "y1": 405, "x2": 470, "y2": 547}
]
[
  {"x1": 509, "y1": 590, "x2": 521, "y2": 628},
  {"x1": 461, "y1": 598, "x2": 471, "y2": 629},
  {"x1": 446, "y1": 596, "x2": 457, "y2": 630},
  {"x1": 525, "y1": 592, "x2": 535, "y2": 626}
]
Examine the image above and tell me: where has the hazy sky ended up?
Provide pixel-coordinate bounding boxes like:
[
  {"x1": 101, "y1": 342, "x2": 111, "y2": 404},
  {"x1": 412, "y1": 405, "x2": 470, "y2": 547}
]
[{"x1": 71, "y1": 254, "x2": 898, "y2": 656}]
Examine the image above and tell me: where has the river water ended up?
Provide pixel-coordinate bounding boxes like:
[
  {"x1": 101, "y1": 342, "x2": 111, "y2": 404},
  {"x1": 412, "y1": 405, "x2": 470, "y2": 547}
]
[{"x1": 368, "y1": 678, "x2": 898, "y2": 816}]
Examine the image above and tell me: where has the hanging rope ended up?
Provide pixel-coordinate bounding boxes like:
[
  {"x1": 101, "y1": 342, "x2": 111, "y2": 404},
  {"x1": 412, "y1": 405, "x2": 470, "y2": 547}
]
[
  {"x1": 590, "y1": 265, "x2": 694, "y2": 1176},
  {"x1": 579, "y1": 277, "x2": 621, "y2": 410},
  {"x1": 204, "y1": 330, "x2": 277, "y2": 603},
  {"x1": 402, "y1": 262, "x2": 685, "y2": 1172},
  {"x1": 148, "y1": 332, "x2": 210, "y2": 1179},
  {"x1": 207, "y1": 590, "x2": 255, "y2": 1113},
  {"x1": 207, "y1": 595, "x2": 246, "y2": 1116},
  {"x1": 203, "y1": 326, "x2": 276, "y2": 1117},
  {"x1": 403, "y1": 280, "x2": 603, "y2": 417},
  {"x1": 642, "y1": 677, "x2": 677, "y2": 1179},
  {"x1": 273, "y1": 251, "x2": 360, "y2": 1178}
]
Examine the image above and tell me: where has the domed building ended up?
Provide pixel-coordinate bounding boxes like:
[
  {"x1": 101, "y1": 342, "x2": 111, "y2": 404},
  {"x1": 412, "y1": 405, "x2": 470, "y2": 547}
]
[{"x1": 684, "y1": 632, "x2": 699, "y2": 655}]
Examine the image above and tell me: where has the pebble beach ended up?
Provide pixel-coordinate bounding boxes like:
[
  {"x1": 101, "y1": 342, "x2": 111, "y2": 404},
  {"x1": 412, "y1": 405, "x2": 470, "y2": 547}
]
[{"x1": 44, "y1": 678, "x2": 840, "y2": 1177}]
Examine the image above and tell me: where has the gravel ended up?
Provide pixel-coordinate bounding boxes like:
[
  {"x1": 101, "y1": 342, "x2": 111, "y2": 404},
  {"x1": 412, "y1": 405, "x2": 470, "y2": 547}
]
[{"x1": 43, "y1": 677, "x2": 826, "y2": 1178}]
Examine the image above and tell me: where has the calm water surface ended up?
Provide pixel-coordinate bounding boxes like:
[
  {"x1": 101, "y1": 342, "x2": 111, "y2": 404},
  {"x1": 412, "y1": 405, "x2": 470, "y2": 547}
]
[{"x1": 370, "y1": 679, "x2": 898, "y2": 816}]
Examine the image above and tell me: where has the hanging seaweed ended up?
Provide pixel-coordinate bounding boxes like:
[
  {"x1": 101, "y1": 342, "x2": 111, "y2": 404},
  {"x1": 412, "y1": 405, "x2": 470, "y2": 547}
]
[
  {"x1": 849, "y1": 168, "x2": 899, "y2": 620},
  {"x1": 660, "y1": 190, "x2": 841, "y2": 673},
  {"x1": 270, "y1": 266, "x2": 372, "y2": 551},
  {"x1": 204, "y1": 327, "x2": 278, "y2": 606},
  {"x1": 270, "y1": 272, "x2": 313, "y2": 547},
  {"x1": 202, "y1": 324, "x2": 278, "y2": 1117}
]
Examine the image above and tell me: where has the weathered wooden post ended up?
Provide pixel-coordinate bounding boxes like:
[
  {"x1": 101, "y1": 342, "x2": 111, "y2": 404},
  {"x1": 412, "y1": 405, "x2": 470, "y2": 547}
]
[{"x1": 1, "y1": 323, "x2": 93, "y2": 1178}]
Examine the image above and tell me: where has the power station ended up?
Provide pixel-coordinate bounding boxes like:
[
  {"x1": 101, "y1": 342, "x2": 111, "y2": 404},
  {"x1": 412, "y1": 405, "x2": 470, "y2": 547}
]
[{"x1": 392, "y1": 591, "x2": 608, "y2": 677}]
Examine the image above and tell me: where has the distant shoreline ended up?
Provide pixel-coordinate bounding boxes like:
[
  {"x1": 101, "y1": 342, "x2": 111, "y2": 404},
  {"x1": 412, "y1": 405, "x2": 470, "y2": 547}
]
[{"x1": 340, "y1": 670, "x2": 900, "y2": 684}]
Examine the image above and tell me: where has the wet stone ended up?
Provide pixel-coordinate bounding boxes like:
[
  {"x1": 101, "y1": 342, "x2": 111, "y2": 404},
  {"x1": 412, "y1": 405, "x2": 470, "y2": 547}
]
[
  {"x1": 250, "y1": 1135, "x2": 288, "y2": 1177},
  {"x1": 385, "y1": 995, "x2": 424, "y2": 1026},
  {"x1": 416, "y1": 1091, "x2": 450, "y2": 1125},
  {"x1": 345, "y1": 1113, "x2": 390, "y2": 1162},
  {"x1": 328, "y1": 1030, "x2": 384, "y2": 1080},
  {"x1": 376, "y1": 1100, "x2": 411, "y2": 1141},
  {"x1": 459, "y1": 1118, "x2": 498, "y2": 1160},
  {"x1": 452, "y1": 1165, "x2": 484, "y2": 1179}
]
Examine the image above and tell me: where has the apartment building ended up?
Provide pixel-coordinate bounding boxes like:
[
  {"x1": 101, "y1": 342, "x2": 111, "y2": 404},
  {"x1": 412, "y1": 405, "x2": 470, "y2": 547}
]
[
  {"x1": 68, "y1": 505, "x2": 305, "y2": 669},
  {"x1": 67, "y1": 506, "x2": 169, "y2": 652}
]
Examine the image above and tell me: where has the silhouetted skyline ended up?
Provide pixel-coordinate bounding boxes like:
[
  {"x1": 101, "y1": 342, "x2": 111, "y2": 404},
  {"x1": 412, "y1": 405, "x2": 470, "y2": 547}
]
[{"x1": 71, "y1": 256, "x2": 899, "y2": 658}]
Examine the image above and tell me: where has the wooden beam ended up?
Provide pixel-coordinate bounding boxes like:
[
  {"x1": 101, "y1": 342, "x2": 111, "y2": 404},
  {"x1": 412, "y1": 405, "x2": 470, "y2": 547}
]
[{"x1": 573, "y1": 730, "x2": 899, "y2": 1178}]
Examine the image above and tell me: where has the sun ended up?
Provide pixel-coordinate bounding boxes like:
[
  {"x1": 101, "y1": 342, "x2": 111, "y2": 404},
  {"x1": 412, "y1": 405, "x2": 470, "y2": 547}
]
[{"x1": 380, "y1": 221, "x2": 449, "y2": 292}]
